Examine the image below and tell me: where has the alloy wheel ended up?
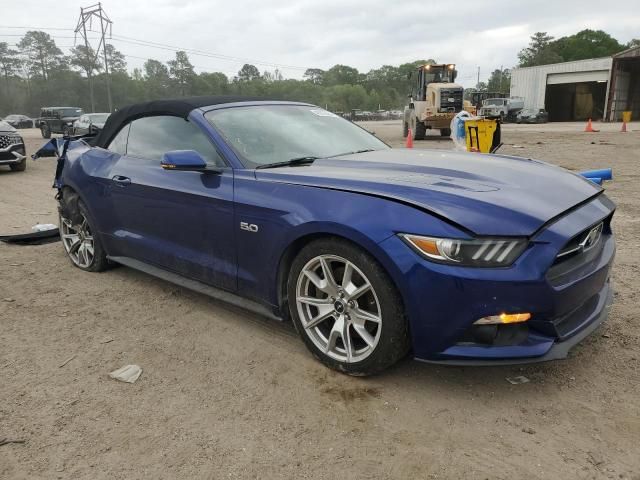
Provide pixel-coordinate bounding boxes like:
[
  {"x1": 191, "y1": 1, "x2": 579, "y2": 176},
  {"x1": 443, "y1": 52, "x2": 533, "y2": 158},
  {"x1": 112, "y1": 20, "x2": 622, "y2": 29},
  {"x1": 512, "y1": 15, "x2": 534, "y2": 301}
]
[
  {"x1": 60, "y1": 214, "x2": 95, "y2": 268},
  {"x1": 295, "y1": 254, "x2": 382, "y2": 363}
]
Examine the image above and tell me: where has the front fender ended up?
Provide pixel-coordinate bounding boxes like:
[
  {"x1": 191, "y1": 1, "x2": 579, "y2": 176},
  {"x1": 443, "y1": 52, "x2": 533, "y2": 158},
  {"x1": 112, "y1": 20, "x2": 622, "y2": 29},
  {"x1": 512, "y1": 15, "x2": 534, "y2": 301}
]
[{"x1": 233, "y1": 171, "x2": 467, "y2": 310}]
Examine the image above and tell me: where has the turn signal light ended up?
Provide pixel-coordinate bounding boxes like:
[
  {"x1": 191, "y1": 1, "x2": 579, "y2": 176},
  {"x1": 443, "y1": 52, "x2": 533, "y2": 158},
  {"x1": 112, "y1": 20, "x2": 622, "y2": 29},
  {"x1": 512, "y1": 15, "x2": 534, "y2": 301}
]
[{"x1": 474, "y1": 313, "x2": 531, "y2": 325}]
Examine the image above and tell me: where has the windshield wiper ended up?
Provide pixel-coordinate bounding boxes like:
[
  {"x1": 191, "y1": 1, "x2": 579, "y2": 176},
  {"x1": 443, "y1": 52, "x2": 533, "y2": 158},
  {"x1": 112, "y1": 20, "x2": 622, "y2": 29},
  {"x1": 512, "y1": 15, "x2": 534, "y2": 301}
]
[
  {"x1": 255, "y1": 156, "x2": 319, "y2": 170},
  {"x1": 329, "y1": 148, "x2": 377, "y2": 158}
]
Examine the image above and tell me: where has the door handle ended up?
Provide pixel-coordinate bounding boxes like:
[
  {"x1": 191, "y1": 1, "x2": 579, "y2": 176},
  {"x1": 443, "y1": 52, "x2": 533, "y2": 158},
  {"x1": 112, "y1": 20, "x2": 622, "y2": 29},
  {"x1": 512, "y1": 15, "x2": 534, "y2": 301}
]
[{"x1": 112, "y1": 175, "x2": 131, "y2": 187}]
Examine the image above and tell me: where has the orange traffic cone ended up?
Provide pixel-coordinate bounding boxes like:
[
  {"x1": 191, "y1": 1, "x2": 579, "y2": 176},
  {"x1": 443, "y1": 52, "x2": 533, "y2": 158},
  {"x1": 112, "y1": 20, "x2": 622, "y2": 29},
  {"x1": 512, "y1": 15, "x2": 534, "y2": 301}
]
[
  {"x1": 584, "y1": 118, "x2": 599, "y2": 132},
  {"x1": 406, "y1": 128, "x2": 413, "y2": 148},
  {"x1": 621, "y1": 120, "x2": 627, "y2": 133}
]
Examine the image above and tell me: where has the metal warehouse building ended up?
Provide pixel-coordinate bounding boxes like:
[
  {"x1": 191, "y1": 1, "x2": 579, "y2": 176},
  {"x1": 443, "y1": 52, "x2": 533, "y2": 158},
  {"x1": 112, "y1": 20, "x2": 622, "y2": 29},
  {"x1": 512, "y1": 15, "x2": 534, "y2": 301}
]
[{"x1": 510, "y1": 46, "x2": 640, "y2": 122}]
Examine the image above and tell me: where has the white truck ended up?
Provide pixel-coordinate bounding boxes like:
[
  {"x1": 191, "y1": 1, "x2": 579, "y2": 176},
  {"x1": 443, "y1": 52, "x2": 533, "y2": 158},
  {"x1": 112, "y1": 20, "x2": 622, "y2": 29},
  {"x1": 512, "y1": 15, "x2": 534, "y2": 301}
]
[{"x1": 479, "y1": 97, "x2": 525, "y2": 122}]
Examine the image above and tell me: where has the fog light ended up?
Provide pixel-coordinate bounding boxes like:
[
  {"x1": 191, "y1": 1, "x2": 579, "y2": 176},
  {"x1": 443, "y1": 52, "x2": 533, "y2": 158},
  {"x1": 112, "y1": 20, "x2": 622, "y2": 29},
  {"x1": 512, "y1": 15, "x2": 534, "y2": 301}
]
[{"x1": 474, "y1": 313, "x2": 531, "y2": 325}]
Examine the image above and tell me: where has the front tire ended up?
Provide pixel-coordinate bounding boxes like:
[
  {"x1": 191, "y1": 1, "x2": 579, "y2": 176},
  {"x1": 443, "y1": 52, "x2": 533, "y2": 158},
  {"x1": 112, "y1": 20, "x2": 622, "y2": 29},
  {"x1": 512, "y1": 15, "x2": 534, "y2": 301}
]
[
  {"x1": 59, "y1": 202, "x2": 109, "y2": 272},
  {"x1": 414, "y1": 121, "x2": 426, "y2": 140},
  {"x1": 288, "y1": 238, "x2": 410, "y2": 376},
  {"x1": 41, "y1": 125, "x2": 51, "y2": 139}
]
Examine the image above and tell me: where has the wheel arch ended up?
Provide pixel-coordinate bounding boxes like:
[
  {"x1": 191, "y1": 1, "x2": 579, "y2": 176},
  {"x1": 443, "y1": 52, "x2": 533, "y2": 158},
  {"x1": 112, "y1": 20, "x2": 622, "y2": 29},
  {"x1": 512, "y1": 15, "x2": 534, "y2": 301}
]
[{"x1": 274, "y1": 228, "x2": 409, "y2": 326}]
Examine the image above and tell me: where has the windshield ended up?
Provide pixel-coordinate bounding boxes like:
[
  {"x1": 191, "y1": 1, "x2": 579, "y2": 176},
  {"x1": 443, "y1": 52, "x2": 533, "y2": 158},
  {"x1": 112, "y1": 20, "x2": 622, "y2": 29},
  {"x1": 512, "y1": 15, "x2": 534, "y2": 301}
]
[
  {"x1": 520, "y1": 109, "x2": 537, "y2": 115},
  {"x1": 5, "y1": 115, "x2": 19, "y2": 120},
  {"x1": 484, "y1": 99, "x2": 505, "y2": 106},
  {"x1": 205, "y1": 105, "x2": 388, "y2": 168},
  {"x1": 88, "y1": 113, "x2": 110, "y2": 123},
  {"x1": 61, "y1": 108, "x2": 83, "y2": 117},
  {"x1": 423, "y1": 69, "x2": 455, "y2": 84}
]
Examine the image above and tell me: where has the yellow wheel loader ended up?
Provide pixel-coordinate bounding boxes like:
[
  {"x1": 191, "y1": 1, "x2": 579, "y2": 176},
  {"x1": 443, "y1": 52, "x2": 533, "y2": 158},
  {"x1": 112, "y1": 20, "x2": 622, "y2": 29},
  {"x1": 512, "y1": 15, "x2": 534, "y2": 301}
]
[{"x1": 403, "y1": 63, "x2": 466, "y2": 140}]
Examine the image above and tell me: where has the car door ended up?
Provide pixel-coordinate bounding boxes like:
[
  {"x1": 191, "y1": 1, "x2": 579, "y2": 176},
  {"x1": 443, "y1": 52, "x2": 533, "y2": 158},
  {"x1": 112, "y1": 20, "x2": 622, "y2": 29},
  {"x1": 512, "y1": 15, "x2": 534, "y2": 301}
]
[{"x1": 105, "y1": 115, "x2": 237, "y2": 291}]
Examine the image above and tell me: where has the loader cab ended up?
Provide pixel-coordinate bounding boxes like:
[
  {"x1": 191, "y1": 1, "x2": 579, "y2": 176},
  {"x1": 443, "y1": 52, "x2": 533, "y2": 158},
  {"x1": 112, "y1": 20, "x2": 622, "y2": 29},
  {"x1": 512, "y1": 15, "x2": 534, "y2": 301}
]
[{"x1": 413, "y1": 64, "x2": 457, "y2": 101}]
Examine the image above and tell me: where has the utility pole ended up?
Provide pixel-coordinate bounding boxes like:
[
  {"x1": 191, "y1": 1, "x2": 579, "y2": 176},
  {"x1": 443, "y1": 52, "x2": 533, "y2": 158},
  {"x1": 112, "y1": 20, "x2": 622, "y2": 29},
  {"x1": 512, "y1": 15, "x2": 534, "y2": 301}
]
[
  {"x1": 476, "y1": 66, "x2": 480, "y2": 90},
  {"x1": 74, "y1": 3, "x2": 113, "y2": 112}
]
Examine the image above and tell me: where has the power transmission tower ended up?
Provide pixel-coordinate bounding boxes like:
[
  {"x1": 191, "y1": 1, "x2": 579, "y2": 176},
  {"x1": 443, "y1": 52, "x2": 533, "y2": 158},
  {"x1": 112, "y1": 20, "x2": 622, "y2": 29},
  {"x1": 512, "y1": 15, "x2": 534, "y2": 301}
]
[{"x1": 74, "y1": 3, "x2": 113, "y2": 112}]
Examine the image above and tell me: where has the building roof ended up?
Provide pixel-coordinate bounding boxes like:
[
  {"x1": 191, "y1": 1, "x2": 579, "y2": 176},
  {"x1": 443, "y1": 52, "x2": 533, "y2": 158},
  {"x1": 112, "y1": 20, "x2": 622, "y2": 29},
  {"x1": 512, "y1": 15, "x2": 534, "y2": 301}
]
[{"x1": 613, "y1": 45, "x2": 640, "y2": 59}]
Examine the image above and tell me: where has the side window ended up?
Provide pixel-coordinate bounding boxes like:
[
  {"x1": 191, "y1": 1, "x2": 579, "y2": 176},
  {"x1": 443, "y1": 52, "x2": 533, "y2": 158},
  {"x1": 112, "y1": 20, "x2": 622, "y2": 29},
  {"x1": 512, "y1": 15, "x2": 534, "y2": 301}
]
[
  {"x1": 107, "y1": 124, "x2": 131, "y2": 155},
  {"x1": 126, "y1": 116, "x2": 224, "y2": 166}
]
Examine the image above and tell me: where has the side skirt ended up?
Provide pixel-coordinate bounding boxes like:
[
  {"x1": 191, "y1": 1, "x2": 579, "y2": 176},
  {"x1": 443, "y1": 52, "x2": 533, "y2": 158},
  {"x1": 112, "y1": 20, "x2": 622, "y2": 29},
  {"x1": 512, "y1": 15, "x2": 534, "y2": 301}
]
[{"x1": 108, "y1": 256, "x2": 282, "y2": 322}]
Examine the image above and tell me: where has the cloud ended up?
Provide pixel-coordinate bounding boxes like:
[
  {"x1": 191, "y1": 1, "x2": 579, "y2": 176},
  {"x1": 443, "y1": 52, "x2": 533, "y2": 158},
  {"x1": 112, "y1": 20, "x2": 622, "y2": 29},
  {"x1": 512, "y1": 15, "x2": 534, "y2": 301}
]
[{"x1": 3, "y1": 0, "x2": 639, "y2": 87}]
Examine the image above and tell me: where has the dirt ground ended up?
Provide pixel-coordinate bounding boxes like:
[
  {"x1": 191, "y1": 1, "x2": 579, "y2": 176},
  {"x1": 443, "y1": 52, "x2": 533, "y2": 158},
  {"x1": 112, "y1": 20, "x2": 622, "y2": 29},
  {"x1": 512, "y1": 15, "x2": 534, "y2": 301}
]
[{"x1": 1, "y1": 122, "x2": 639, "y2": 479}]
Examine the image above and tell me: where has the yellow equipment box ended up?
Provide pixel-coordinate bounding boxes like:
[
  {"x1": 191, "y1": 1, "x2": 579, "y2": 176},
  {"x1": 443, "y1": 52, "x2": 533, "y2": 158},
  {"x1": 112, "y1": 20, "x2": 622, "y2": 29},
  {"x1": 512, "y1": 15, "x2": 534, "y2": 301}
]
[{"x1": 465, "y1": 118, "x2": 501, "y2": 153}]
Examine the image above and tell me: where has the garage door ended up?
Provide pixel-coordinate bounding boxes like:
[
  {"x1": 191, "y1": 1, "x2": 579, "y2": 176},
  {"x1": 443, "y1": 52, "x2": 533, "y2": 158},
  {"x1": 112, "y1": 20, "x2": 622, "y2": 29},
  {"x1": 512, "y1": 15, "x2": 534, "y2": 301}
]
[{"x1": 547, "y1": 70, "x2": 609, "y2": 85}]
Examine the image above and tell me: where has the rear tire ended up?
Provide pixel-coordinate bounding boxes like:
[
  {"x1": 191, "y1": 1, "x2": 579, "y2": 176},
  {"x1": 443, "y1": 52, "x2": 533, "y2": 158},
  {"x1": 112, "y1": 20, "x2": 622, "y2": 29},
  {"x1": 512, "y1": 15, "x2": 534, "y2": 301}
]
[
  {"x1": 288, "y1": 238, "x2": 410, "y2": 376},
  {"x1": 440, "y1": 128, "x2": 451, "y2": 137},
  {"x1": 9, "y1": 158, "x2": 26, "y2": 172},
  {"x1": 41, "y1": 125, "x2": 51, "y2": 139},
  {"x1": 59, "y1": 201, "x2": 109, "y2": 272}
]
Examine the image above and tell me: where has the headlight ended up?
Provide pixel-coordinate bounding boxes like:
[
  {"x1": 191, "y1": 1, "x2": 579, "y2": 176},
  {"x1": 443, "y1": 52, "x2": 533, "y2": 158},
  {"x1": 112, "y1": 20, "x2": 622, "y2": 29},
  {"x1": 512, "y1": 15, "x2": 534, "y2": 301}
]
[{"x1": 399, "y1": 234, "x2": 528, "y2": 267}]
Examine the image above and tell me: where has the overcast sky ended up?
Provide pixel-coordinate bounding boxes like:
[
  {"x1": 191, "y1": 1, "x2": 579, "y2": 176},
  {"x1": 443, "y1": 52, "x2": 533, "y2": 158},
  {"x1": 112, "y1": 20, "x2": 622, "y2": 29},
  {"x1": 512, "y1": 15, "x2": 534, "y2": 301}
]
[{"x1": 2, "y1": 0, "x2": 638, "y2": 87}]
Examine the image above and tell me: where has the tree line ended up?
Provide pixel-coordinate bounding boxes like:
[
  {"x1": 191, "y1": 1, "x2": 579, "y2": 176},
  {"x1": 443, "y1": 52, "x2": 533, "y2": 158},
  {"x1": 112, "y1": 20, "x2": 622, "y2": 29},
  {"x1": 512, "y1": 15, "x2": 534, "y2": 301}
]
[{"x1": 0, "y1": 29, "x2": 636, "y2": 117}]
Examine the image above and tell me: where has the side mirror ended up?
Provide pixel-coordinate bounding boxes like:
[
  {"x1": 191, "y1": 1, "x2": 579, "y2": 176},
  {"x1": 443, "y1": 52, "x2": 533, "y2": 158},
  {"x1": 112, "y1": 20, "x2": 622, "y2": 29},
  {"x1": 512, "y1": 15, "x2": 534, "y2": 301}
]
[{"x1": 161, "y1": 150, "x2": 212, "y2": 172}]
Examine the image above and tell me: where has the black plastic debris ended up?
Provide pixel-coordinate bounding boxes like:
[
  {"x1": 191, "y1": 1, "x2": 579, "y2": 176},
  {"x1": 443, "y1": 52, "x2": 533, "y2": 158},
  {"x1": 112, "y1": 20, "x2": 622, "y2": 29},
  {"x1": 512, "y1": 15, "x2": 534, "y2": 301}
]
[{"x1": 0, "y1": 228, "x2": 60, "y2": 245}]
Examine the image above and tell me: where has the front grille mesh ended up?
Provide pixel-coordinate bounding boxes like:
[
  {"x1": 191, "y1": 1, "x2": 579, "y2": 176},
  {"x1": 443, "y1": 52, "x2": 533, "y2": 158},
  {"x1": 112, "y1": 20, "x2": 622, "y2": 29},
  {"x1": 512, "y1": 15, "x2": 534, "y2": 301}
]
[
  {"x1": 439, "y1": 89, "x2": 463, "y2": 112},
  {"x1": 0, "y1": 134, "x2": 23, "y2": 149}
]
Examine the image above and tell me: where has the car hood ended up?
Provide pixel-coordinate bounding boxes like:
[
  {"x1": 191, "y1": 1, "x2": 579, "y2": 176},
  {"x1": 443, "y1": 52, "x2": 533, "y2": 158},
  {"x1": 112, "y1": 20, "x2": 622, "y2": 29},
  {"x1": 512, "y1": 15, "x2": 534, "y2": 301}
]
[
  {"x1": 0, "y1": 120, "x2": 17, "y2": 133},
  {"x1": 254, "y1": 149, "x2": 601, "y2": 236}
]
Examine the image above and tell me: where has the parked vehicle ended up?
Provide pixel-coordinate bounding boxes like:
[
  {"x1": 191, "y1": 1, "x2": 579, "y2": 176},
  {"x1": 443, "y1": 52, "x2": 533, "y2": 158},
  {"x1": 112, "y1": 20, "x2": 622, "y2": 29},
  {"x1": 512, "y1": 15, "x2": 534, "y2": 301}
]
[
  {"x1": 73, "y1": 113, "x2": 111, "y2": 135},
  {"x1": 479, "y1": 97, "x2": 524, "y2": 122},
  {"x1": 404, "y1": 63, "x2": 464, "y2": 139},
  {"x1": 38, "y1": 97, "x2": 616, "y2": 375},
  {"x1": 37, "y1": 107, "x2": 84, "y2": 138},
  {"x1": 0, "y1": 120, "x2": 27, "y2": 171},
  {"x1": 2, "y1": 114, "x2": 34, "y2": 129},
  {"x1": 516, "y1": 108, "x2": 549, "y2": 124},
  {"x1": 469, "y1": 92, "x2": 508, "y2": 114}
]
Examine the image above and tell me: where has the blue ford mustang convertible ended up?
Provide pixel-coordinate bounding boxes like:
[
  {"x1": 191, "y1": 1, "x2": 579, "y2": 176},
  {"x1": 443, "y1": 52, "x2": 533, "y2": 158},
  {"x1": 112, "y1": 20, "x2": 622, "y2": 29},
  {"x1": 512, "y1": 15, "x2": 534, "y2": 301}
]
[{"x1": 44, "y1": 96, "x2": 615, "y2": 375}]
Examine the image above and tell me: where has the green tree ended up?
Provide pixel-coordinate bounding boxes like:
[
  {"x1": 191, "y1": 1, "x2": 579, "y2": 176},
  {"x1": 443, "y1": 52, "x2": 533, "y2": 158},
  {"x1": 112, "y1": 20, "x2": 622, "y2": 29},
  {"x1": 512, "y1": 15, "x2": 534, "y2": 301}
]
[
  {"x1": 143, "y1": 59, "x2": 171, "y2": 99},
  {"x1": 486, "y1": 68, "x2": 510, "y2": 93},
  {"x1": 517, "y1": 32, "x2": 563, "y2": 67},
  {"x1": 551, "y1": 30, "x2": 625, "y2": 62},
  {"x1": 235, "y1": 64, "x2": 261, "y2": 82},
  {"x1": 303, "y1": 68, "x2": 325, "y2": 84},
  {"x1": 105, "y1": 44, "x2": 127, "y2": 74},
  {"x1": 167, "y1": 51, "x2": 195, "y2": 96},
  {"x1": 70, "y1": 44, "x2": 100, "y2": 111},
  {"x1": 0, "y1": 42, "x2": 21, "y2": 94},
  {"x1": 323, "y1": 65, "x2": 360, "y2": 86},
  {"x1": 193, "y1": 72, "x2": 229, "y2": 95},
  {"x1": 18, "y1": 31, "x2": 65, "y2": 81}
]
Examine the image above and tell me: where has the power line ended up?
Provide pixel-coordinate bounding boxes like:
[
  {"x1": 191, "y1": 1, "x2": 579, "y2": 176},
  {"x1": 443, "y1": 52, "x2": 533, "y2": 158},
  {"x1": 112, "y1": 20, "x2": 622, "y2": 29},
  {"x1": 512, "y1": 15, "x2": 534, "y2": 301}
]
[
  {"x1": 109, "y1": 34, "x2": 308, "y2": 71},
  {"x1": 0, "y1": 24, "x2": 309, "y2": 72}
]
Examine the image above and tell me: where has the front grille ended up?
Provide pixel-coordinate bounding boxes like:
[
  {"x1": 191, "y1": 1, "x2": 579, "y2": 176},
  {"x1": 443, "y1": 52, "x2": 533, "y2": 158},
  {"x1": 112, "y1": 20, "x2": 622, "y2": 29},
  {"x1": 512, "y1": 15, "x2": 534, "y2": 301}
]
[
  {"x1": 555, "y1": 222, "x2": 603, "y2": 264},
  {"x1": 439, "y1": 89, "x2": 463, "y2": 112},
  {"x1": 0, "y1": 134, "x2": 23, "y2": 149}
]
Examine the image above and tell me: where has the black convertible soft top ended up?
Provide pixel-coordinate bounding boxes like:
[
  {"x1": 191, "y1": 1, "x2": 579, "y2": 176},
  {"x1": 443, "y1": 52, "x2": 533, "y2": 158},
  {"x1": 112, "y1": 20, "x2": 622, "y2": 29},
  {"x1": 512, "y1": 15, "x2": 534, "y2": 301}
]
[{"x1": 94, "y1": 95, "x2": 272, "y2": 148}]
